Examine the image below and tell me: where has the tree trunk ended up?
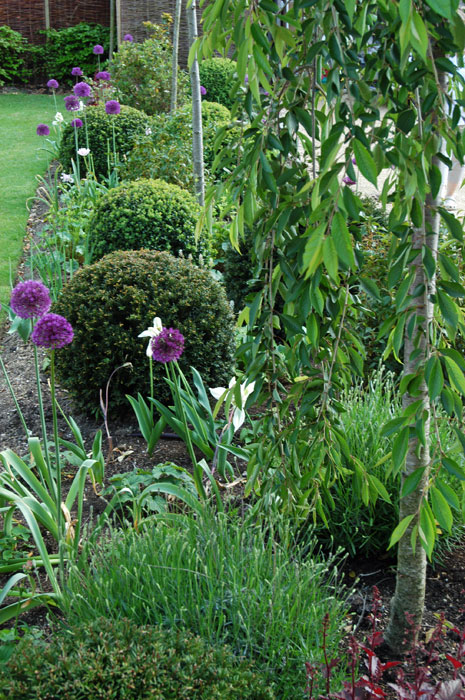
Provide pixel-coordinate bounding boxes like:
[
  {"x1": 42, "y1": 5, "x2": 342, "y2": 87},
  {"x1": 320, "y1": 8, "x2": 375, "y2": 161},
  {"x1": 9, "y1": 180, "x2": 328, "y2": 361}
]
[
  {"x1": 171, "y1": 0, "x2": 183, "y2": 114},
  {"x1": 384, "y1": 72, "x2": 447, "y2": 653},
  {"x1": 109, "y1": 0, "x2": 115, "y2": 61},
  {"x1": 186, "y1": 0, "x2": 205, "y2": 206}
]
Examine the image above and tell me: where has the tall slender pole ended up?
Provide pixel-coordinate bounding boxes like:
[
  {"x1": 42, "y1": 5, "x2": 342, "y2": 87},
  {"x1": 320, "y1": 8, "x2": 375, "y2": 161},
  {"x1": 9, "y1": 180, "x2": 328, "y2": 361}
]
[
  {"x1": 186, "y1": 0, "x2": 205, "y2": 206},
  {"x1": 44, "y1": 0, "x2": 50, "y2": 30},
  {"x1": 115, "y1": 0, "x2": 122, "y2": 49},
  {"x1": 170, "y1": 0, "x2": 182, "y2": 113},
  {"x1": 109, "y1": 0, "x2": 115, "y2": 60}
]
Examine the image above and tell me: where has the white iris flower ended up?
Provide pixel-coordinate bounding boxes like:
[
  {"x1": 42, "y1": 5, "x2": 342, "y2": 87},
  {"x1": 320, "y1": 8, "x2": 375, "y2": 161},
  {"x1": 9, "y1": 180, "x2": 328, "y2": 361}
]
[{"x1": 138, "y1": 317, "x2": 163, "y2": 357}]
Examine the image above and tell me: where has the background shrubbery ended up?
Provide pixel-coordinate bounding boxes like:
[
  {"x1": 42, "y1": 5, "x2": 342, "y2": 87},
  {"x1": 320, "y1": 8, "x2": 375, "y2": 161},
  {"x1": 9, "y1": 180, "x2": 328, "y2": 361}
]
[
  {"x1": 123, "y1": 100, "x2": 234, "y2": 191},
  {"x1": 37, "y1": 23, "x2": 110, "y2": 84},
  {"x1": 52, "y1": 249, "x2": 235, "y2": 414},
  {"x1": 0, "y1": 25, "x2": 29, "y2": 85},
  {"x1": 111, "y1": 20, "x2": 189, "y2": 115}
]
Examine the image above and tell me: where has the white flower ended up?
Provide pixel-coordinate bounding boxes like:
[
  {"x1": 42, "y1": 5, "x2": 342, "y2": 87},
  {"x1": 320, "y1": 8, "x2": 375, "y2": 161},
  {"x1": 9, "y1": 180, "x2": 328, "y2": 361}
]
[
  {"x1": 78, "y1": 100, "x2": 85, "y2": 111},
  {"x1": 54, "y1": 111, "x2": 64, "y2": 123},
  {"x1": 210, "y1": 378, "x2": 255, "y2": 431},
  {"x1": 145, "y1": 126, "x2": 152, "y2": 136},
  {"x1": 77, "y1": 148, "x2": 90, "y2": 157},
  {"x1": 138, "y1": 317, "x2": 163, "y2": 357},
  {"x1": 60, "y1": 173, "x2": 74, "y2": 183}
]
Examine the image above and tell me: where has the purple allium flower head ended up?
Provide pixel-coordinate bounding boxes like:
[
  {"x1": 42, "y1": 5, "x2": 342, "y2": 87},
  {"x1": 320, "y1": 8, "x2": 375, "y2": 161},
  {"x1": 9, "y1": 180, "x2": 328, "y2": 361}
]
[
  {"x1": 31, "y1": 313, "x2": 74, "y2": 349},
  {"x1": 342, "y1": 175, "x2": 356, "y2": 186},
  {"x1": 10, "y1": 280, "x2": 52, "y2": 319},
  {"x1": 71, "y1": 67, "x2": 83, "y2": 77},
  {"x1": 73, "y1": 81, "x2": 92, "y2": 98},
  {"x1": 64, "y1": 95, "x2": 80, "y2": 111},
  {"x1": 151, "y1": 327, "x2": 185, "y2": 363},
  {"x1": 105, "y1": 99, "x2": 121, "y2": 115},
  {"x1": 36, "y1": 123, "x2": 50, "y2": 136},
  {"x1": 71, "y1": 118, "x2": 83, "y2": 128},
  {"x1": 123, "y1": 33, "x2": 134, "y2": 42},
  {"x1": 200, "y1": 85, "x2": 207, "y2": 96},
  {"x1": 96, "y1": 70, "x2": 111, "y2": 81},
  {"x1": 47, "y1": 78, "x2": 59, "y2": 89},
  {"x1": 93, "y1": 44, "x2": 104, "y2": 55}
]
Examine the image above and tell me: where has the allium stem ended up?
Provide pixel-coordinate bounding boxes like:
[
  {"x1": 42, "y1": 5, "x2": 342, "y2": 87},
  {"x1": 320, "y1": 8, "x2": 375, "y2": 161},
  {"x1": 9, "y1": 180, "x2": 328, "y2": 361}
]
[
  {"x1": 49, "y1": 350, "x2": 62, "y2": 536},
  {"x1": 73, "y1": 126, "x2": 81, "y2": 182},
  {"x1": 149, "y1": 357, "x2": 154, "y2": 421},
  {"x1": 33, "y1": 343, "x2": 53, "y2": 491}
]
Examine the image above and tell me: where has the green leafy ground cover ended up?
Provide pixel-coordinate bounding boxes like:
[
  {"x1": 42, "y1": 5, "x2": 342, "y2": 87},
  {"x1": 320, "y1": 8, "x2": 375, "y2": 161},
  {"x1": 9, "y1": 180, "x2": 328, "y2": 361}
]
[{"x1": 0, "y1": 93, "x2": 57, "y2": 310}]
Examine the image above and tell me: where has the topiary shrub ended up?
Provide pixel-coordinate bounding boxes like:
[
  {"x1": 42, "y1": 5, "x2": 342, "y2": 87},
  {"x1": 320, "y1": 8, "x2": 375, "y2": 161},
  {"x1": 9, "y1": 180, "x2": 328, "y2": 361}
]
[
  {"x1": 58, "y1": 104, "x2": 151, "y2": 179},
  {"x1": 0, "y1": 617, "x2": 276, "y2": 699},
  {"x1": 122, "y1": 101, "x2": 234, "y2": 190},
  {"x1": 111, "y1": 20, "x2": 189, "y2": 115},
  {"x1": 88, "y1": 178, "x2": 209, "y2": 262},
  {"x1": 199, "y1": 57, "x2": 237, "y2": 109},
  {"x1": 52, "y1": 249, "x2": 235, "y2": 414}
]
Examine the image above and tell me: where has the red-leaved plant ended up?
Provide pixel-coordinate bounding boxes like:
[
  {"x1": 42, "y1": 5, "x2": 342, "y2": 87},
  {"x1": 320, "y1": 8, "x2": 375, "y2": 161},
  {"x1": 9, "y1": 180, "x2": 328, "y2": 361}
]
[{"x1": 306, "y1": 587, "x2": 465, "y2": 700}]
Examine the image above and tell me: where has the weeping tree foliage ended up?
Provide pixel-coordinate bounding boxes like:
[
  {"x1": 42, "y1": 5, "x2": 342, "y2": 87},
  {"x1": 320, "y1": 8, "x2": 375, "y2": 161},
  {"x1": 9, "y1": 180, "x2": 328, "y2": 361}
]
[{"x1": 196, "y1": 0, "x2": 465, "y2": 651}]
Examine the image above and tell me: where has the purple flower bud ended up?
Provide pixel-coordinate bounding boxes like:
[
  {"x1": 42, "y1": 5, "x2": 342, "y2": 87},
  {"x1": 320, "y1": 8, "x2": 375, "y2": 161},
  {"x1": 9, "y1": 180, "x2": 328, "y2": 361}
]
[
  {"x1": 73, "y1": 81, "x2": 92, "y2": 98},
  {"x1": 95, "y1": 71, "x2": 111, "y2": 81},
  {"x1": 352, "y1": 157, "x2": 356, "y2": 164},
  {"x1": 93, "y1": 44, "x2": 104, "y2": 55},
  {"x1": 105, "y1": 99, "x2": 121, "y2": 115},
  {"x1": 71, "y1": 118, "x2": 83, "y2": 128},
  {"x1": 36, "y1": 123, "x2": 50, "y2": 136},
  {"x1": 31, "y1": 313, "x2": 74, "y2": 349},
  {"x1": 47, "y1": 79, "x2": 59, "y2": 89},
  {"x1": 71, "y1": 67, "x2": 83, "y2": 77},
  {"x1": 64, "y1": 95, "x2": 80, "y2": 112},
  {"x1": 151, "y1": 327, "x2": 185, "y2": 363},
  {"x1": 200, "y1": 85, "x2": 207, "y2": 96},
  {"x1": 123, "y1": 34, "x2": 134, "y2": 42},
  {"x1": 10, "y1": 281, "x2": 52, "y2": 319},
  {"x1": 342, "y1": 175, "x2": 356, "y2": 186}
]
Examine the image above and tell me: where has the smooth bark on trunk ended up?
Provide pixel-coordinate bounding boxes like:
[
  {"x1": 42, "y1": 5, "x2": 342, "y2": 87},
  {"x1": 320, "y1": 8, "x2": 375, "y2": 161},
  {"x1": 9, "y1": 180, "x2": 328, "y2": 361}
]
[
  {"x1": 186, "y1": 0, "x2": 205, "y2": 206},
  {"x1": 384, "y1": 73, "x2": 447, "y2": 653},
  {"x1": 171, "y1": 0, "x2": 183, "y2": 113}
]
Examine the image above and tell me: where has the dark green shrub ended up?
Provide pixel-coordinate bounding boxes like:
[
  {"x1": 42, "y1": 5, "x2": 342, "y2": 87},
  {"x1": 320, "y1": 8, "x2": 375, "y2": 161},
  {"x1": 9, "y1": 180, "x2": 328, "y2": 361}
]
[
  {"x1": 52, "y1": 249, "x2": 235, "y2": 414},
  {"x1": 0, "y1": 26, "x2": 29, "y2": 85},
  {"x1": 223, "y1": 228, "x2": 260, "y2": 309},
  {"x1": 36, "y1": 23, "x2": 110, "y2": 84},
  {"x1": 112, "y1": 20, "x2": 189, "y2": 115},
  {"x1": 0, "y1": 618, "x2": 276, "y2": 699},
  {"x1": 88, "y1": 178, "x2": 209, "y2": 262},
  {"x1": 123, "y1": 101, "x2": 233, "y2": 190},
  {"x1": 199, "y1": 57, "x2": 237, "y2": 108},
  {"x1": 58, "y1": 104, "x2": 151, "y2": 179}
]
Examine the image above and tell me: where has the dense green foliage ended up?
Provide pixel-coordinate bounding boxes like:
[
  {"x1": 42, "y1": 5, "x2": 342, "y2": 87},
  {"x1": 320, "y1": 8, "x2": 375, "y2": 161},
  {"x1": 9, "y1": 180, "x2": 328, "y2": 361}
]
[
  {"x1": 123, "y1": 101, "x2": 233, "y2": 190},
  {"x1": 0, "y1": 26, "x2": 29, "y2": 85},
  {"x1": 58, "y1": 104, "x2": 150, "y2": 179},
  {"x1": 62, "y1": 512, "x2": 349, "y2": 698},
  {"x1": 0, "y1": 617, "x2": 275, "y2": 699},
  {"x1": 199, "y1": 57, "x2": 237, "y2": 109},
  {"x1": 38, "y1": 23, "x2": 110, "y2": 84},
  {"x1": 52, "y1": 249, "x2": 235, "y2": 413},
  {"x1": 111, "y1": 21, "x2": 189, "y2": 115},
  {"x1": 88, "y1": 178, "x2": 208, "y2": 262}
]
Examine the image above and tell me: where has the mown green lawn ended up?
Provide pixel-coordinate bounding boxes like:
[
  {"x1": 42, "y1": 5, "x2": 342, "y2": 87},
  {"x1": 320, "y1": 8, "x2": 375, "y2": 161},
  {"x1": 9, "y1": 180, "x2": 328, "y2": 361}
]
[{"x1": 0, "y1": 92, "x2": 59, "y2": 311}]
